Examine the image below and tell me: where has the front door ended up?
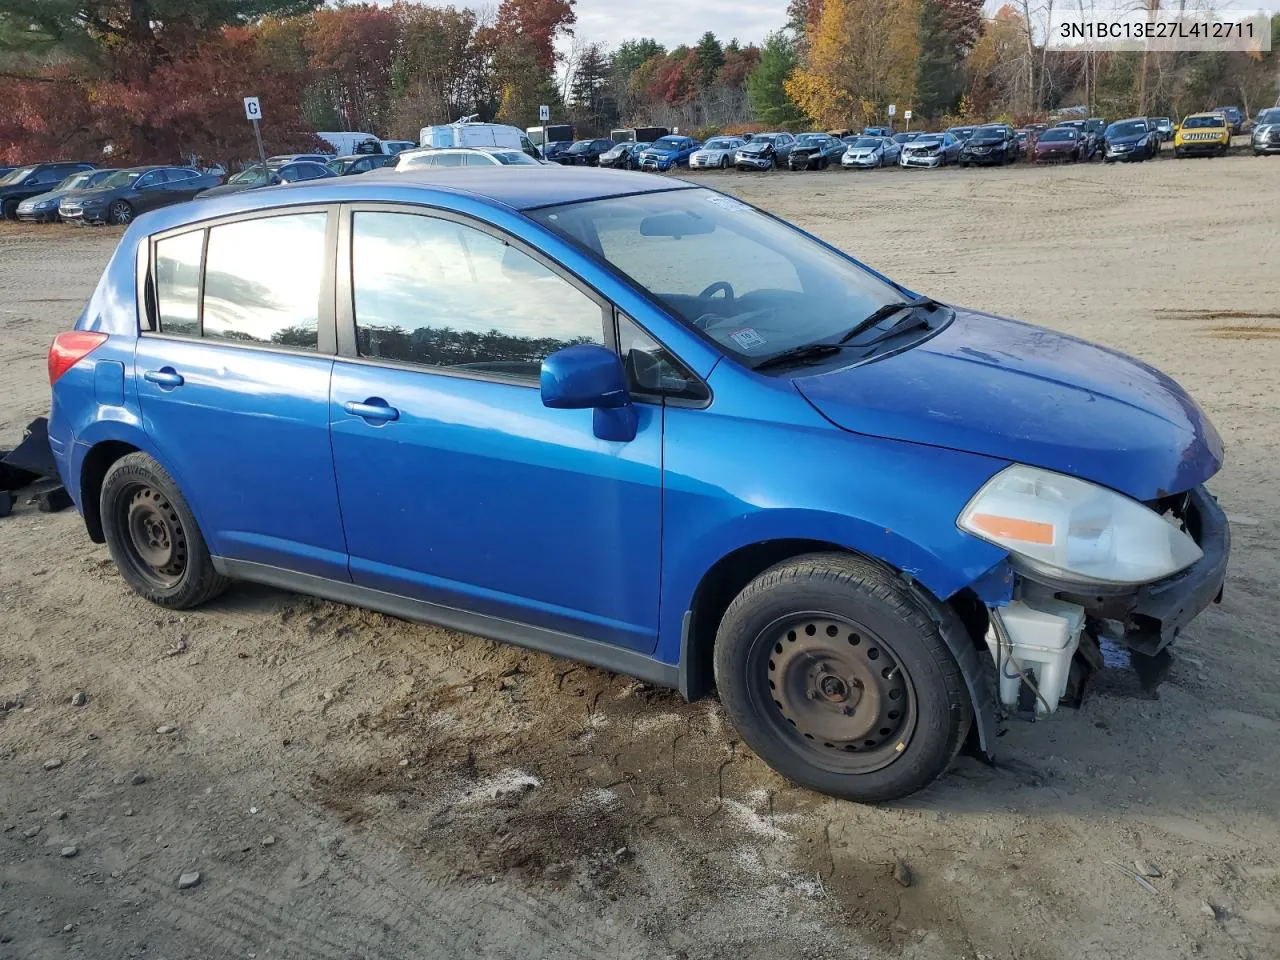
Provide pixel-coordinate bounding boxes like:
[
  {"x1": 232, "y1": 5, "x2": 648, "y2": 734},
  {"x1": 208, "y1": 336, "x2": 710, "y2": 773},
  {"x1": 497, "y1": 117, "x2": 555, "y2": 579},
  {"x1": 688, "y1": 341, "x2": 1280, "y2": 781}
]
[
  {"x1": 135, "y1": 208, "x2": 349, "y2": 580},
  {"x1": 328, "y1": 207, "x2": 663, "y2": 652}
]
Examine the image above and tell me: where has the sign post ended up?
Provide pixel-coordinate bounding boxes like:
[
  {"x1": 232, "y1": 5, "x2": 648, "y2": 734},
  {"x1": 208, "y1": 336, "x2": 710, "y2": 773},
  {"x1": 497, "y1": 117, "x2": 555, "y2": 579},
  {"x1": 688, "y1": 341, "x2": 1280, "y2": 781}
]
[
  {"x1": 904, "y1": 109, "x2": 913, "y2": 132},
  {"x1": 244, "y1": 96, "x2": 267, "y2": 168},
  {"x1": 888, "y1": 102, "x2": 896, "y2": 132}
]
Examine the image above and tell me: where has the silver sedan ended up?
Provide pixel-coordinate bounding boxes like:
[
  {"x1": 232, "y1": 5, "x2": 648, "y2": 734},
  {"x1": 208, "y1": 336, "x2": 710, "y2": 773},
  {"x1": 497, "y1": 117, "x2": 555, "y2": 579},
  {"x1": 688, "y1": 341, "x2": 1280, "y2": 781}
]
[
  {"x1": 688, "y1": 137, "x2": 747, "y2": 170},
  {"x1": 841, "y1": 136, "x2": 902, "y2": 169}
]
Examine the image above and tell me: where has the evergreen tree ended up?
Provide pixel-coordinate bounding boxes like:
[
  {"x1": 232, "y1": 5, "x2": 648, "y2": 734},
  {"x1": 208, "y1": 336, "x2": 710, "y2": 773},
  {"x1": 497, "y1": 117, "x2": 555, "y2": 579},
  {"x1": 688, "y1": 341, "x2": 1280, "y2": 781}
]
[
  {"x1": 695, "y1": 31, "x2": 724, "y2": 86},
  {"x1": 747, "y1": 30, "x2": 806, "y2": 126}
]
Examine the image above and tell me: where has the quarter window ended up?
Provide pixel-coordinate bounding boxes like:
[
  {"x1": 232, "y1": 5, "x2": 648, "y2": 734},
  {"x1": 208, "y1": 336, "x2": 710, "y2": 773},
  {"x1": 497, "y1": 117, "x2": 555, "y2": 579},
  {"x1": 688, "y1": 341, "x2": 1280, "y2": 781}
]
[
  {"x1": 351, "y1": 211, "x2": 603, "y2": 379},
  {"x1": 153, "y1": 230, "x2": 204, "y2": 336},
  {"x1": 202, "y1": 213, "x2": 326, "y2": 349},
  {"x1": 617, "y1": 315, "x2": 707, "y2": 402}
]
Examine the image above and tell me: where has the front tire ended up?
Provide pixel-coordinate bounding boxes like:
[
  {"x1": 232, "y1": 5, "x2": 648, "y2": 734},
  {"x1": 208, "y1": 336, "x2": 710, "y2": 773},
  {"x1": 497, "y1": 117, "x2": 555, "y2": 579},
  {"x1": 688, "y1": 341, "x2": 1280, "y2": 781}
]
[
  {"x1": 100, "y1": 452, "x2": 229, "y2": 609},
  {"x1": 713, "y1": 553, "x2": 971, "y2": 803},
  {"x1": 1, "y1": 199, "x2": 18, "y2": 221}
]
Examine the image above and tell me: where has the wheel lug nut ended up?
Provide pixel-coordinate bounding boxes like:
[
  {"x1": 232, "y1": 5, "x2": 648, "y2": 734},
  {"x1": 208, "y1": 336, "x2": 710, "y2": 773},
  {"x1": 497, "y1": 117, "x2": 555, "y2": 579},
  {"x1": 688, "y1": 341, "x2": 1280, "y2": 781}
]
[
  {"x1": 816, "y1": 663, "x2": 829, "y2": 674},
  {"x1": 806, "y1": 690, "x2": 817, "y2": 700}
]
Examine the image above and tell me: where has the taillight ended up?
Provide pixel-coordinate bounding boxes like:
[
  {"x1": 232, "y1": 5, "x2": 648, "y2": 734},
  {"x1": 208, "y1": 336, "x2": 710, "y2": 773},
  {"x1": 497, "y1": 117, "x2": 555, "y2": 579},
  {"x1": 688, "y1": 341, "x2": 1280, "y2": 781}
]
[{"x1": 48, "y1": 331, "x2": 108, "y2": 385}]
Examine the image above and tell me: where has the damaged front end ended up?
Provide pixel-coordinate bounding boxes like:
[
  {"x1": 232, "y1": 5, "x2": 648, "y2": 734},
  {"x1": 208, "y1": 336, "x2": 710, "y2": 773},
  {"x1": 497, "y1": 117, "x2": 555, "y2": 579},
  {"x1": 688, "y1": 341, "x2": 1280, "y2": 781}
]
[{"x1": 962, "y1": 471, "x2": 1229, "y2": 721}]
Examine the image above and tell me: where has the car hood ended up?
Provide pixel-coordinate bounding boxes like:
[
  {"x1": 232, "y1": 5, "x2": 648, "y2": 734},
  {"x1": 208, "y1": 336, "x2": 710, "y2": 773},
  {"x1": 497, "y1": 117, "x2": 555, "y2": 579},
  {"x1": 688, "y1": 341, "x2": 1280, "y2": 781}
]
[
  {"x1": 738, "y1": 143, "x2": 773, "y2": 154},
  {"x1": 1108, "y1": 133, "x2": 1146, "y2": 145},
  {"x1": 792, "y1": 309, "x2": 1223, "y2": 501},
  {"x1": 643, "y1": 146, "x2": 682, "y2": 156},
  {"x1": 1036, "y1": 140, "x2": 1075, "y2": 150}
]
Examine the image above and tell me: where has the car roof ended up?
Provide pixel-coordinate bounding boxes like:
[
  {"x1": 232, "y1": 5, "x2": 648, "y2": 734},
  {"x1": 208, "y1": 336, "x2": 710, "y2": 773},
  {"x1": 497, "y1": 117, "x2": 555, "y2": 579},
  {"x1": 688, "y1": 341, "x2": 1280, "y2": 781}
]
[
  {"x1": 1186, "y1": 112, "x2": 1225, "y2": 119},
  {"x1": 133, "y1": 167, "x2": 699, "y2": 233}
]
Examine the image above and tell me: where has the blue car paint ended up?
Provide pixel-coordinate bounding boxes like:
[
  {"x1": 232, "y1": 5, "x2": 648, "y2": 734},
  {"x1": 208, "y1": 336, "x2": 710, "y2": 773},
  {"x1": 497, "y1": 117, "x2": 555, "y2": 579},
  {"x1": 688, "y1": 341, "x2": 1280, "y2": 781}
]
[
  {"x1": 637, "y1": 137, "x2": 701, "y2": 171},
  {"x1": 49, "y1": 167, "x2": 1218, "y2": 689}
]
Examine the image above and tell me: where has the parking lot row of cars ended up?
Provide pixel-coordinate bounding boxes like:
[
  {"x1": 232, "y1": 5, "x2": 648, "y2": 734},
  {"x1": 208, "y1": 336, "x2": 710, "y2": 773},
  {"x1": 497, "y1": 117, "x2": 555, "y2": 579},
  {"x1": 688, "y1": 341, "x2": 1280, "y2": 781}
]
[{"x1": 5, "y1": 108, "x2": 1276, "y2": 226}]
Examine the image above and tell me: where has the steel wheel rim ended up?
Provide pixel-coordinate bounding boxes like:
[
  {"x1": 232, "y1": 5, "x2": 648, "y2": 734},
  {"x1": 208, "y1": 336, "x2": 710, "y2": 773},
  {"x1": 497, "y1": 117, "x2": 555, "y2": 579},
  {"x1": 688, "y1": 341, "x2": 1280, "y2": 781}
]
[
  {"x1": 111, "y1": 201, "x2": 132, "y2": 224},
  {"x1": 121, "y1": 484, "x2": 187, "y2": 588},
  {"x1": 753, "y1": 613, "x2": 918, "y2": 774}
]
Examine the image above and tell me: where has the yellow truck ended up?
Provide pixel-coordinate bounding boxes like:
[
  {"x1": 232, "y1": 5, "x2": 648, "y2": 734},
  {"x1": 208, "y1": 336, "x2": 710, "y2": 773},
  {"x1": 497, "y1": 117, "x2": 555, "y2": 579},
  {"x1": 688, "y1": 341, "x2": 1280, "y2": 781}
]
[{"x1": 1174, "y1": 113, "x2": 1231, "y2": 158}]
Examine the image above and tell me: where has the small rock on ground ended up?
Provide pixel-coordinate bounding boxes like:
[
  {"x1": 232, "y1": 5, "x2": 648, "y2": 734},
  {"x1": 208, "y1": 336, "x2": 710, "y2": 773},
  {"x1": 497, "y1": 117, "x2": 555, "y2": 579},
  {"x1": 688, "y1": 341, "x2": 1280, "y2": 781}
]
[
  {"x1": 130, "y1": 773, "x2": 147, "y2": 786},
  {"x1": 893, "y1": 860, "x2": 914, "y2": 888},
  {"x1": 261, "y1": 835, "x2": 275, "y2": 847},
  {"x1": 43, "y1": 758, "x2": 63, "y2": 771},
  {"x1": 52, "y1": 809, "x2": 66, "y2": 821},
  {"x1": 71, "y1": 691, "x2": 87, "y2": 707},
  {"x1": 156, "y1": 725, "x2": 176, "y2": 735},
  {"x1": 61, "y1": 846, "x2": 78, "y2": 858},
  {"x1": 1135, "y1": 859, "x2": 1161, "y2": 878},
  {"x1": 1200, "y1": 900, "x2": 1221, "y2": 921},
  {"x1": 178, "y1": 871, "x2": 201, "y2": 890},
  {"x1": 23, "y1": 826, "x2": 41, "y2": 839}
]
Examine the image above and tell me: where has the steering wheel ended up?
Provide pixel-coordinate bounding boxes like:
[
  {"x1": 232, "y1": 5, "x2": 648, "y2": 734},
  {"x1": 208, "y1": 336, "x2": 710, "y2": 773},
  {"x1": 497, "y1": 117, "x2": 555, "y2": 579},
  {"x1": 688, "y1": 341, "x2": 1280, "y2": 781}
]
[{"x1": 698, "y1": 281, "x2": 735, "y2": 302}]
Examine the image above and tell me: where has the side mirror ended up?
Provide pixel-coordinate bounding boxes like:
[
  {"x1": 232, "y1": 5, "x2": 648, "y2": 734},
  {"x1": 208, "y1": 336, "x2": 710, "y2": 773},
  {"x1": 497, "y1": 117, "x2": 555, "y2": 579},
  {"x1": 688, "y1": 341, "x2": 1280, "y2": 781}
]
[{"x1": 540, "y1": 344, "x2": 637, "y2": 442}]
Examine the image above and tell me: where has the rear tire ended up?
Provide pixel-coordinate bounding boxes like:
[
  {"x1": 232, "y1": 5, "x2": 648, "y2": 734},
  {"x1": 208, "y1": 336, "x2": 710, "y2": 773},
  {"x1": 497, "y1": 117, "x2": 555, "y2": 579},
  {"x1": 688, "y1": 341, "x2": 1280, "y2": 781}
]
[
  {"x1": 100, "y1": 452, "x2": 229, "y2": 609},
  {"x1": 713, "y1": 553, "x2": 971, "y2": 803}
]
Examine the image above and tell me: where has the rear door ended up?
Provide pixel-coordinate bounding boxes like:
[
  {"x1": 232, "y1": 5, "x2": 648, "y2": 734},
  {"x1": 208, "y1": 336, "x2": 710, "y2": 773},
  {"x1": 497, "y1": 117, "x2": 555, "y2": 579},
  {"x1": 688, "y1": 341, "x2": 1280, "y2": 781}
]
[
  {"x1": 160, "y1": 168, "x2": 204, "y2": 201},
  {"x1": 134, "y1": 206, "x2": 349, "y2": 580}
]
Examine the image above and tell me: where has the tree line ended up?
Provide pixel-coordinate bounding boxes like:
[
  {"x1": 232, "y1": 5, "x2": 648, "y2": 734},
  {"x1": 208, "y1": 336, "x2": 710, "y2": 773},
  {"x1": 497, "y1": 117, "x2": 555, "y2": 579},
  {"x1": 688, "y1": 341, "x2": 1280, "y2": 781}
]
[{"x1": 2, "y1": 1, "x2": 1277, "y2": 167}]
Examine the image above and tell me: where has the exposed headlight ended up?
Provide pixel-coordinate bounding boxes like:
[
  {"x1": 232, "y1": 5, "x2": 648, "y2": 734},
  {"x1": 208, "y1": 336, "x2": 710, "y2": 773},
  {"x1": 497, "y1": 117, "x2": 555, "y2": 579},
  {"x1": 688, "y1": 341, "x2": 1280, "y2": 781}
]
[{"x1": 958, "y1": 465, "x2": 1202, "y2": 587}]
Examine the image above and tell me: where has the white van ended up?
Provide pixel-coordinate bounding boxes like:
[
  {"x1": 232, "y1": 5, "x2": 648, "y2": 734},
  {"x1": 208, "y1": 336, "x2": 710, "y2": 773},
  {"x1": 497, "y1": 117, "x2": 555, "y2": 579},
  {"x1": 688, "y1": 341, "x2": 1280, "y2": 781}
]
[
  {"x1": 419, "y1": 118, "x2": 541, "y2": 158},
  {"x1": 315, "y1": 131, "x2": 381, "y2": 156}
]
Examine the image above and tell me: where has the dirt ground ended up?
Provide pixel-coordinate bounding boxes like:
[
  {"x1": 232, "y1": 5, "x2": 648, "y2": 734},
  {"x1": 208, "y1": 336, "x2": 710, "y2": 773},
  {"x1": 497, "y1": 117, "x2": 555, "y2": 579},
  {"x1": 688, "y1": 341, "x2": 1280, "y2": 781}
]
[{"x1": 3, "y1": 156, "x2": 1279, "y2": 960}]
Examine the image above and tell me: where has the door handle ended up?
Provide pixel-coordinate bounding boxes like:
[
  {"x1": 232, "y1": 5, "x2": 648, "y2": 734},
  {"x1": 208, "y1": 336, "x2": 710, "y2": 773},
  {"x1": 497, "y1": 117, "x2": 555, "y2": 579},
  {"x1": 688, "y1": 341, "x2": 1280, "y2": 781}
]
[
  {"x1": 343, "y1": 400, "x2": 399, "y2": 422},
  {"x1": 144, "y1": 368, "x2": 184, "y2": 388}
]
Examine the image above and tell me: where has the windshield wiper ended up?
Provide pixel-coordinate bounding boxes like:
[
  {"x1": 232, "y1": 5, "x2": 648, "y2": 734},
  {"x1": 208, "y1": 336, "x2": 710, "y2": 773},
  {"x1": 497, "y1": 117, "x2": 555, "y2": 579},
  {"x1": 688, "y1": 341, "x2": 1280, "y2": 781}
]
[
  {"x1": 857, "y1": 312, "x2": 933, "y2": 347},
  {"x1": 839, "y1": 295, "x2": 936, "y2": 344},
  {"x1": 752, "y1": 342, "x2": 845, "y2": 371}
]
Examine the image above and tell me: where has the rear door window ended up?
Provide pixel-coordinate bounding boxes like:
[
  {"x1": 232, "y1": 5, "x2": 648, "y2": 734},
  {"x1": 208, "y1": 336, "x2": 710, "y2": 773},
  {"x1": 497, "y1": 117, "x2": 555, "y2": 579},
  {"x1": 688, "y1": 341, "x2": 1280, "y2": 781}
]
[
  {"x1": 202, "y1": 213, "x2": 327, "y2": 349},
  {"x1": 154, "y1": 231, "x2": 204, "y2": 336}
]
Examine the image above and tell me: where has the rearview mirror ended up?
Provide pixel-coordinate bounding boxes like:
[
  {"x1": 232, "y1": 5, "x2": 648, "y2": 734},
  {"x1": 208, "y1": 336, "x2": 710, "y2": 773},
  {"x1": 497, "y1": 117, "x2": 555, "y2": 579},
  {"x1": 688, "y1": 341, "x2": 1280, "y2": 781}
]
[
  {"x1": 540, "y1": 344, "x2": 638, "y2": 442},
  {"x1": 639, "y1": 212, "x2": 715, "y2": 239}
]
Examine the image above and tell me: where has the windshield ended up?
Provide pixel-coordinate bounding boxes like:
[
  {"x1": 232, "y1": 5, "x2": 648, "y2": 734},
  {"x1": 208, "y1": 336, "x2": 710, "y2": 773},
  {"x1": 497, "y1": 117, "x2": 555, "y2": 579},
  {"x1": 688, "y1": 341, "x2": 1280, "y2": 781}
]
[
  {"x1": 703, "y1": 138, "x2": 738, "y2": 150},
  {"x1": 490, "y1": 150, "x2": 537, "y2": 165},
  {"x1": 0, "y1": 166, "x2": 35, "y2": 185},
  {"x1": 1039, "y1": 129, "x2": 1075, "y2": 142},
  {"x1": 948, "y1": 128, "x2": 974, "y2": 138},
  {"x1": 1107, "y1": 120, "x2": 1147, "y2": 138},
  {"x1": 1256, "y1": 109, "x2": 1280, "y2": 125},
  {"x1": 913, "y1": 136, "x2": 943, "y2": 145},
  {"x1": 794, "y1": 134, "x2": 824, "y2": 146},
  {"x1": 56, "y1": 172, "x2": 94, "y2": 191},
  {"x1": 652, "y1": 137, "x2": 685, "y2": 149},
  {"x1": 98, "y1": 170, "x2": 142, "y2": 189},
  {"x1": 229, "y1": 166, "x2": 272, "y2": 185},
  {"x1": 973, "y1": 128, "x2": 1005, "y2": 140},
  {"x1": 566, "y1": 141, "x2": 593, "y2": 152},
  {"x1": 1184, "y1": 115, "x2": 1225, "y2": 129},
  {"x1": 529, "y1": 189, "x2": 906, "y2": 364},
  {"x1": 744, "y1": 135, "x2": 777, "y2": 147},
  {"x1": 851, "y1": 138, "x2": 882, "y2": 148}
]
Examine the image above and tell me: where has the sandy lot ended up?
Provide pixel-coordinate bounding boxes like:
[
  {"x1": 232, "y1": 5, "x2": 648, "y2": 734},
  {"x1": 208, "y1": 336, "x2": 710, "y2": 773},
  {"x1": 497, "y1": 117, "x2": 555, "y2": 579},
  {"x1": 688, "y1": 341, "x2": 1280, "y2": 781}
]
[{"x1": 2, "y1": 157, "x2": 1279, "y2": 960}]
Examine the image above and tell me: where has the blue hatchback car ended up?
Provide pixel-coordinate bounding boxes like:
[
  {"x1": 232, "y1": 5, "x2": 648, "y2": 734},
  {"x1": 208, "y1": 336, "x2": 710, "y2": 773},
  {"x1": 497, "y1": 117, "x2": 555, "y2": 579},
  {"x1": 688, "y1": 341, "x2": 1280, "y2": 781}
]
[{"x1": 48, "y1": 167, "x2": 1229, "y2": 802}]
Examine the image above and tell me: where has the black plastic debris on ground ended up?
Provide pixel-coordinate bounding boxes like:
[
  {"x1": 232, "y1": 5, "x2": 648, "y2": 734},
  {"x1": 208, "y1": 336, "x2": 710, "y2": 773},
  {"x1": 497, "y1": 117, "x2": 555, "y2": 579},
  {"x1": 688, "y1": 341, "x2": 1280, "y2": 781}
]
[{"x1": 1, "y1": 416, "x2": 71, "y2": 516}]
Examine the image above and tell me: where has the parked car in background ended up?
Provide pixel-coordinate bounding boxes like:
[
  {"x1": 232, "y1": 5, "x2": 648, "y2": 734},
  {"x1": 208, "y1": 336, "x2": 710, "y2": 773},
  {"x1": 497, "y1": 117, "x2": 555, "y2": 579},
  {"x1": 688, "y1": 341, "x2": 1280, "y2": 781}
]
[
  {"x1": 688, "y1": 137, "x2": 747, "y2": 170},
  {"x1": 327, "y1": 154, "x2": 397, "y2": 176},
  {"x1": 787, "y1": 133, "x2": 846, "y2": 170},
  {"x1": 1033, "y1": 126, "x2": 1091, "y2": 163},
  {"x1": 1051, "y1": 119, "x2": 1102, "y2": 158},
  {"x1": 381, "y1": 140, "x2": 417, "y2": 156},
  {"x1": 1175, "y1": 113, "x2": 1231, "y2": 157},
  {"x1": 420, "y1": 119, "x2": 541, "y2": 159},
  {"x1": 396, "y1": 147, "x2": 542, "y2": 170},
  {"x1": 891, "y1": 132, "x2": 920, "y2": 145},
  {"x1": 1250, "y1": 107, "x2": 1280, "y2": 155},
  {"x1": 1, "y1": 162, "x2": 97, "y2": 219},
  {"x1": 1083, "y1": 118, "x2": 1108, "y2": 151},
  {"x1": 1211, "y1": 106, "x2": 1243, "y2": 134},
  {"x1": 557, "y1": 138, "x2": 616, "y2": 166},
  {"x1": 636, "y1": 135, "x2": 701, "y2": 172},
  {"x1": 899, "y1": 133, "x2": 962, "y2": 168},
  {"x1": 0, "y1": 167, "x2": 13, "y2": 179},
  {"x1": 1152, "y1": 117, "x2": 1174, "y2": 142},
  {"x1": 862, "y1": 126, "x2": 892, "y2": 137},
  {"x1": 1102, "y1": 118, "x2": 1159, "y2": 162},
  {"x1": 599, "y1": 141, "x2": 651, "y2": 170},
  {"x1": 59, "y1": 166, "x2": 220, "y2": 224},
  {"x1": 946, "y1": 126, "x2": 977, "y2": 142},
  {"x1": 959, "y1": 124, "x2": 1018, "y2": 166},
  {"x1": 841, "y1": 136, "x2": 901, "y2": 169},
  {"x1": 735, "y1": 132, "x2": 796, "y2": 170},
  {"x1": 266, "y1": 154, "x2": 332, "y2": 167},
  {"x1": 541, "y1": 140, "x2": 573, "y2": 163},
  {"x1": 16, "y1": 168, "x2": 116, "y2": 222},
  {"x1": 50, "y1": 166, "x2": 1229, "y2": 804},
  {"x1": 197, "y1": 162, "x2": 333, "y2": 198}
]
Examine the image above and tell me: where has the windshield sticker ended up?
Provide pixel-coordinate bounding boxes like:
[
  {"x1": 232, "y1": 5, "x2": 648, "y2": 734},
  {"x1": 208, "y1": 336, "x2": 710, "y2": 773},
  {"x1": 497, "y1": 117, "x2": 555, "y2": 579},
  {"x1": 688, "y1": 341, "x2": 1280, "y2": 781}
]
[
  {"x1": 704, "y1": 194, "x2": 752, "y2": 214},
  {"x1": 730, "y1": 327, "x2": 767, "y2": 350}
]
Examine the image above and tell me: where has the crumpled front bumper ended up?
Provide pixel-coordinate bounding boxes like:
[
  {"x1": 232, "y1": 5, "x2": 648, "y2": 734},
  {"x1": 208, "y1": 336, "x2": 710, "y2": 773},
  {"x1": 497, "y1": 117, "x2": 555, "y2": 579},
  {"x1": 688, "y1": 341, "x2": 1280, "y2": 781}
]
[{"x1": 1060, "y1": 485, "x2": 1230, "y2": 655}]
